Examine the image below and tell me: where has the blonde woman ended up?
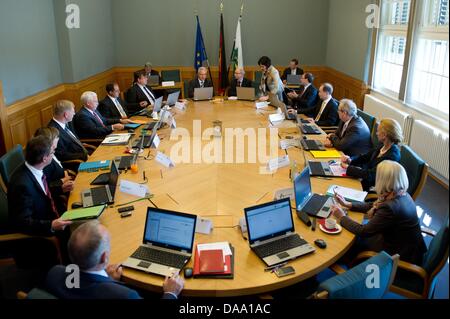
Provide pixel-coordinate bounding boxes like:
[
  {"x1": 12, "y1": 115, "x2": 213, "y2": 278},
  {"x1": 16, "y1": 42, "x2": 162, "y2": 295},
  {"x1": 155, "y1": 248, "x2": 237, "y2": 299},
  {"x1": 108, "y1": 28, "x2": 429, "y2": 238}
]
[
  {"x1": 331, "y1": 160, "x2": 427, "y2": 264},
  {"x1": 341, "y1": 118, "x2": 403, "y2": 191}
]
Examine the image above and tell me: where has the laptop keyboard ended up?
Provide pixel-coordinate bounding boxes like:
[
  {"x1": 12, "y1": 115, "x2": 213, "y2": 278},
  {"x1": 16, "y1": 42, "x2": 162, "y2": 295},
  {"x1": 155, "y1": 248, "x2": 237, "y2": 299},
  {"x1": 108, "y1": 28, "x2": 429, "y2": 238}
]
[
  {"x1": 91, "y1": 187, "x2": 109, "y2": 204},
  {"x1": 301, "y1": 125, "x2": 320, "y2": 134},
  {"x1": 303, "y1": 194, "x2": 330, "y2": 216},
  {"x1": 131, "y1": 246, "x2": 188, "y2": 269},
  {"x1": 253, "y1": 235, "x2": 307, "y2": 258},
  {"x1": 119, "y1": 156, "x2": 133, "y2": 169},
  {"x1": 301, "y1": 139, "x2": 322, "y2": 150},
  {"x1": 309, "y1": 161, "x2": 326, "y2": 175}
]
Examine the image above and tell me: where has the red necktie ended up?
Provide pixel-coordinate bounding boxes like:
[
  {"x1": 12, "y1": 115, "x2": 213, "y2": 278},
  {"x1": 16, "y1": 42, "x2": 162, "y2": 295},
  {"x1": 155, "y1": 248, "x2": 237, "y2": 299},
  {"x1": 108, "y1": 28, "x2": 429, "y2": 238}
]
[
  {"x1": 42, "y1": 174, "x2": 59, "y2": 218},
  {"x1": 92, "y1": 111, "x2": 106, "y2": 128}
]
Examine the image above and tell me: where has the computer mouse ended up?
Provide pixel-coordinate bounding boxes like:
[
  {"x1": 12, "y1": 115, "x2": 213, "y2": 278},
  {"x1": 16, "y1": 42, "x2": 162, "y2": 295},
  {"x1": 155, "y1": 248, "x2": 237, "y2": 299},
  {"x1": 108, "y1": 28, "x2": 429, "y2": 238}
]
[
  {"x1": 71, "y1": 202, "x2": 83, "y2": 209},
  {"x1": 303, "y1": 136, "x2": 307, "y2": 140},
  {"x1": 314, "y1": 239, "x2": 327, "y2": 249},
  {"x1": 128, "y1": 129, "x2": 135, "y2": 134},
  {"x1": 184, "y1": 267, "x2": 193, "y2": 279}
]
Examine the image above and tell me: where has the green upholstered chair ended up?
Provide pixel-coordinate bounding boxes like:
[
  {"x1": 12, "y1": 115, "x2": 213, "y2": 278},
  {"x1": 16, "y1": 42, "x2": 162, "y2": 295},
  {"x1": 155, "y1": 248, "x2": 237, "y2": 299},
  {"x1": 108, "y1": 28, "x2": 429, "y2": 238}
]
[
  {"x1": 0, "y1": 144, "x2": 24, "y2": 190},
  {"x1": 161, "y1": 69, "x2": 181, "y2": 82},
  {"x1": 357, "y1": 109, "x2": 376, "y2": 139},
  {"x1": 399, "y1": 145, "x2": 429, "y2": 200},
  {"x1": 17, "y1": 288, "x2": 57, "y2": 299}
]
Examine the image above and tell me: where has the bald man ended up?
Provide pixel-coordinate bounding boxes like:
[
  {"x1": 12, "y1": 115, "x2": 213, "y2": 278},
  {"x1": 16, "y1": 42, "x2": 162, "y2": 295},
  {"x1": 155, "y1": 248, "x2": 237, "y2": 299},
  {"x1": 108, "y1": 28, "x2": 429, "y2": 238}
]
[
  {"x1": 227, "y1": 68, "x2": 253, "y2": 97},
  {"x1": 45, "y1": 220, "x2": 184, "y2": 299}
]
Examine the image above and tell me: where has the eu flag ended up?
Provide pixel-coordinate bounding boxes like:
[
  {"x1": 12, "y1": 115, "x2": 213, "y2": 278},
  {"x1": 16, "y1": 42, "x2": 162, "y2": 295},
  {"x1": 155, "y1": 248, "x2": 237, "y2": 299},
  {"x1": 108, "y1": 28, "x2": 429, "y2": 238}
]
[{"x1": 194, "y1": 15, "x2": 207, "y2": 71}]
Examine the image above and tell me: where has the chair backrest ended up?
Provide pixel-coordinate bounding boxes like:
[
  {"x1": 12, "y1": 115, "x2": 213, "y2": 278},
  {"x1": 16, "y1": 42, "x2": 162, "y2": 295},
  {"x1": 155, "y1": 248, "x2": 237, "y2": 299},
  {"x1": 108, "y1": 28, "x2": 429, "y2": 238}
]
[
  {"x1": 422, "y1": 218, "x2": 449, "y2": 297},
  {"x1": 254, "y1": 71, "x2": 262, "y2": 85},
  {"x1": 0, "y1": 144, "x2": 24, "y2": 187},
  {"x1": 357, "y1": 109, "x2": 376, "y2": 137},
  {"x1": 19, "y1": 288, "x2": 58, "y2": 299},
  {"x1": 184, "y1": 79, "x2": 190, "y2": 98},
  {"x1": 371, "y1": 121, "x2": 380, "y2": 147},
  {"x1": 399, "y1": 145, "x2": 428, "y2": 200},
  {"x1": 161, "y1": 69, "x2": 181, "y2": 82},
  {"x1": 316, "y1": 251, "x2": 399, "y2": 299}
]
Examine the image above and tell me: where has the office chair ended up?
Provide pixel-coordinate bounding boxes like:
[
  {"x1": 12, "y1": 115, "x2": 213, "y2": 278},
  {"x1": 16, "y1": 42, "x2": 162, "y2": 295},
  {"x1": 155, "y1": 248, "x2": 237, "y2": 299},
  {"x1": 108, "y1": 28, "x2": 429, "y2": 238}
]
[
  {"x1": 371, "y1": 121, "x2": 380, "y2": 147},
  {"x1": 0, "y1": 144, "x2": 24, "y2": 191},
  {"x1": 311, "y1": 251, "x2": 399, "y2": 299},
  {"x1": 353, "y1": 218, "x2": 448, "y2": 299},
  {"x1": 161, "y1": 69, "x2": 181, "y2": 83},
  {"x1": 357, "y1": 109, "x2": 376, "y2": 138},
  {"x1": 400, "y1": 145, "x2": 429, "y2": 200},
  {"x1": 17, "y1": 288, "x2": 57, "y2": 299}
]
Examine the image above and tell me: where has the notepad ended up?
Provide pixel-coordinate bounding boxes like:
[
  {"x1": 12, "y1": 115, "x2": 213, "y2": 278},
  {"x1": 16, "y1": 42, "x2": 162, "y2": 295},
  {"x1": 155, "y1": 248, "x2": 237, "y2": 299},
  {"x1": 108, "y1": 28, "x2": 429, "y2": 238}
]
[
  {"x1": 310, "y1": 150, "x2": 341, "y2": 158},
  {"x1": 124, "y1": 123, "x2": 141, "y2": 129},
  {"x1": 78, "y1": 160, "x2": 111, "y2": 172},
  {"x1": 326, "y1": 185, "x2": 368, "y2": 202},
  {"x1": 199, "y1": 249, "x2": 225, "y2": 273},
  {"x1": 61, "y1": 205, "x2": 107, "y2": 221}
]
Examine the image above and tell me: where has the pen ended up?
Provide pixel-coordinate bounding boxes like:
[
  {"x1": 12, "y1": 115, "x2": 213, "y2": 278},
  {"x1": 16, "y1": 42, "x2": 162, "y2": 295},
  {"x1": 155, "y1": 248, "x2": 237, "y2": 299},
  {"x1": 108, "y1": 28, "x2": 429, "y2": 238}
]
[
  {"x1": 315, "y1": 176, "x2": 332, "y2": 180},
  {"x1": 264, "y1": 262, "x2": 287, "y2": 272}
]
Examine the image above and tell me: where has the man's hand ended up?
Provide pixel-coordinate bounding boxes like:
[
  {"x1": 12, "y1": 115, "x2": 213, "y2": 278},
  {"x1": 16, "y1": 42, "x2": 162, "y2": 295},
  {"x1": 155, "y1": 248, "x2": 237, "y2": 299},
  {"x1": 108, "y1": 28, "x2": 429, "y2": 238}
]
[
  {"x1": 287, "y1": 109, "x2": 296, "y2": 115},
  {"x1": 120, "y1": 119, "x2": 133, "y2": 124},
  {"x1": 287, "y1": 91, "x2": 298, "y2": 99},
  {"x1": 139, "y1": 101, "x2": 149, "y2": 108},
  {"x1": 61, "y1": 180, "x2": 74, "y2": 193},
  {"x1": 51, "y1": 218, "x2": 72, "y2": 231},
  {"x1": 106, "y1": 264, "x2": 123, "y2": 281},
  {"x1": 306, "y1": 118, "x2": 315, "y2": 123},
  {"x1": 163, "y1": 273, "x2": 184, "y2": 297},
  {"x1": 324, "y1": 138, "x2": 333, "y2": 148},
  {"x1": 258, "y1": 95, "x2": 269, "y2": 102},
  {"x1": 112, "y1": 124, "x2": 125, "y2": 131}
]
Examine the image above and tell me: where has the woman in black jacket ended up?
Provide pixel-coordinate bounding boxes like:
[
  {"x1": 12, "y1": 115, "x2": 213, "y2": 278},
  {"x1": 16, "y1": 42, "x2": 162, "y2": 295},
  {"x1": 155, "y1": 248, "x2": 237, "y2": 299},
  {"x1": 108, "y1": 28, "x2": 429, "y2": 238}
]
[
  {"x1": 341, "y1": 118, "x2": 402, "y2": 191},
  {"x1": 331, "y1": 160, "x2": 427, "y2": 264}
]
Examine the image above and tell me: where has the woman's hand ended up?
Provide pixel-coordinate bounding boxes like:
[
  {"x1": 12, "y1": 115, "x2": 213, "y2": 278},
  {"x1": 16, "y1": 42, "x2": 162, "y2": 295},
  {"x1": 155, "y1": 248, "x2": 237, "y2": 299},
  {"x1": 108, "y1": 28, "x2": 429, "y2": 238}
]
[
  {"x1": 334, "y1": 193, "x2": 352, "y2": 209},
  {"x1": 331, "y1": 205, "x2": 346, "y2": 222}
]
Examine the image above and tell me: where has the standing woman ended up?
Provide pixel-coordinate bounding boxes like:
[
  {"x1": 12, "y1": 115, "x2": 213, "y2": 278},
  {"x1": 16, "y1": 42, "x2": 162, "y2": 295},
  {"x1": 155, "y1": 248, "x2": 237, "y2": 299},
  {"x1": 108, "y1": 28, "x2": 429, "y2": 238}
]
[
  {"x1": 331, "y1": 160, "x2": 427, "y2": 264},
  {"x1": 258, "y1": 56, "x2": 284, "y2": 102},
  {"x1": 341, "y1": 118, "x2": 403, "y2": 191}
]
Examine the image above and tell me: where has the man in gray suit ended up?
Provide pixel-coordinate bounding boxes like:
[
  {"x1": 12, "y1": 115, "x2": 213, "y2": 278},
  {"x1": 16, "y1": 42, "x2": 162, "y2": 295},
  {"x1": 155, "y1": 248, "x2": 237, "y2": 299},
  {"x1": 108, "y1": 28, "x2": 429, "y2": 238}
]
[{"x1": 324, "y1": 99, "x2": 372, "y2": 157}]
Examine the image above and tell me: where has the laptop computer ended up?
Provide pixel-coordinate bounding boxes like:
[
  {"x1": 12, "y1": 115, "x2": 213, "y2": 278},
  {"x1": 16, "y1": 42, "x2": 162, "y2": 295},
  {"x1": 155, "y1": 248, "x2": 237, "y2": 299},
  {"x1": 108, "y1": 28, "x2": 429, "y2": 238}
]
[
  {"x1": 270, "y1": 96, "x2": 296, "y2": 120},
  {"x1": 286, "y1": 74, "x2": 301, "y2": 86},
  {"x1": 152, "y1": 96, "x2": 163, "y2": 113},
  {"x1": 299, "y1": 123, "x2": 322, "y2": 135},
  {"x1": 122, "y1": 207, "x2": 197, "y2": 277},
  {"x1": 166, "y1": 91, "x2": 180, "y2": 106},
  {"x1": 132, "y1": 108, "x2": 166, "y2": 148},
  {"x1": 193, "y1": 87, "x2": 213, "y2": 101},
  {"x1": 244, "y1": 198, "x2": 315, "y2": 267},
  {"x1": 82, "y1": 161, "x2": 119, "y2": 208},
  {"x1": 300, "y1": 139, "x2": 325, "y2": 151},
  {"x1": 294, "y1": 166, "x2": 333, "y2": 218},
  {"x1": 236, "y1": 87, "x2": 256, "y2": 101},
  {"x1": 148, "y1": 75, "x2": 160, "y2": 87},
  {"x1": 308, "y1": 160, "x2": 347, "y2": 177}
]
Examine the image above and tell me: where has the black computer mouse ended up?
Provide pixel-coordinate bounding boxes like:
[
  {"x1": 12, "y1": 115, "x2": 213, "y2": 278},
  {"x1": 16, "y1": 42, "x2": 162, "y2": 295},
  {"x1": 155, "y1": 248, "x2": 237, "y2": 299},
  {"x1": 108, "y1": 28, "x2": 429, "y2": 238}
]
[
  {"x1": 184, "y1": 267, "x2": 193, "y2": 279},
  {"x1": 71, "y1": 202, "x2": 83, "y2": 209},
  {"x1": 314, "y1": 239, "x2": 327, "y2": 249},
  {"x1": 128, "y1": 129, "x2": 135, "y2": 134}
]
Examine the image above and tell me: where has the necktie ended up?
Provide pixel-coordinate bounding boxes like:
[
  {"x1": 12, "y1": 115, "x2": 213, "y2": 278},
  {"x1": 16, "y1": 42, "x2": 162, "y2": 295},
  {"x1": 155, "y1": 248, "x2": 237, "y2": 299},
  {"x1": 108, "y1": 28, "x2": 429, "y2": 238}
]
[
  {"x1": 200, "y1": 81, "x2": 204, "y2": 88},
  {"x1": 92, "y1": 111, "x2": 106, "y2": 128},
  {"x1": 238, "y1": 80, "x2": 242, "y2": 87},
  {"x1": 64, "y1": 126, "x2": 87, "y2": 155},
  {"x1": 114, "y1": 98, "x2": 127, "y2": 118},
  {"x1": 315, "y1": 101, "x2": 327, "y2": 122},
  {"x1": 143, "y1": 86, "x2": 155, "y2": 103},
  {"x1": 42, "y1": 174, "x2": 59, "y2": 218}
]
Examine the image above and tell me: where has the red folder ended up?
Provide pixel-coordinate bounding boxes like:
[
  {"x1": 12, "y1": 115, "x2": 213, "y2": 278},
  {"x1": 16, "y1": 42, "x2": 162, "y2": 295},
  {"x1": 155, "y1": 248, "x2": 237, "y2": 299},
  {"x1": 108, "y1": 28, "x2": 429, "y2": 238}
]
[
  {"x1": 199, "y1": 249, "x2": 224, "y2": 273},
  {"x1": 193, "y1": 244, "x2": 232, "y2": 277}
]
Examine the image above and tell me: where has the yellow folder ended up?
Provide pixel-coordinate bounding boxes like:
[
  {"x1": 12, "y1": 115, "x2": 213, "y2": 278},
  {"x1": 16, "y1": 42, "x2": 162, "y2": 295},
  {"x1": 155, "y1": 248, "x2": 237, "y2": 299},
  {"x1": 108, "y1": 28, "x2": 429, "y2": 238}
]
[
  {"x1": 61, "y1": 205, "x2": 107, "y2": 221},
  {"x1": 310, "y1": 150, "x2": 342, "y2": 158}
]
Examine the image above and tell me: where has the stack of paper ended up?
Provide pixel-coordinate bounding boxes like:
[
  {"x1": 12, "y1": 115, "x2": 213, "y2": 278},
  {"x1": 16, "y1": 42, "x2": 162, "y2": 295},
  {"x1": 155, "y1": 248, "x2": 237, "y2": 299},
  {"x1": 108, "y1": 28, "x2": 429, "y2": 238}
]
[
  {"x1": 280, "y1": 139, "x2": 300, "y2": 150},
  {"x1": 326, "y1": 185, "x2": 368, "y2": 202},
  {"x1": 102, "y1": 134, "x2": 132, "y2": 145}
]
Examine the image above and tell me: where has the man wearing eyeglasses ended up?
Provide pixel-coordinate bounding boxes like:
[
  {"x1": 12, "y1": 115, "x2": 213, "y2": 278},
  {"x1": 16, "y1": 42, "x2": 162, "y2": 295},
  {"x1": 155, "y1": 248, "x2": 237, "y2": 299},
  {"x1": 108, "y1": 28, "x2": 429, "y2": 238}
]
[
  {"x1": 98, "y1": 83, "x2": 130, "y2": 120},
  {"x1": 187, "y1": 67, "x2": 213, "y2": 98}
]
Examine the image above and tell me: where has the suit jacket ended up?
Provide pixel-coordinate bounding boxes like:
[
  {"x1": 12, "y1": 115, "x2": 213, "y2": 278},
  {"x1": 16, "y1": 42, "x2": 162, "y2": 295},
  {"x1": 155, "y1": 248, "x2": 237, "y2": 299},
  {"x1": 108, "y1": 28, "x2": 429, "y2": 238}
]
[
  {"x1": 281, "y1": 67, "x2": 304, "y2": 81},
  {"x1": 73, "y1": 107, "x2": 118, "y2": 139},
  {"x1": 260, "y1": 66, "x2": 284, "y2": 100},
  {"x1": 125, "y1": 84, "x2": 157, "y2": 114},
  {"x1": 297, "y1": 98, "x2": 339, "y2": 126},
  {"x1": 8, "y1": 163, "x2": 58, "y2": 236},
  {"x1": 98, "y1": 96, "x2": 130, "y2": 120},
  {"x1": 48, "y1": 119, "x2": 88, "y2": 162},
  {"x1": 346, "y1": 144, "x2": 401, "y2": 191},
  {"x1": 330, "y1": 115, "x2": 372, "y2": 157},
  {"x1": 227, "y1": 77, "x2": 253, "y2": 97},
  {"x1": 187, "y1": 78, "x2": 214, "y2": 98},
  {"x1": 293, "y1": 84, "x2": 319, "y2": 109},
  {"x1": 341, "y1": 194, "x2": 427, "y2": 264},
  {"x1": 45, "y1": 265, "x2": 177, "y2": 299}
]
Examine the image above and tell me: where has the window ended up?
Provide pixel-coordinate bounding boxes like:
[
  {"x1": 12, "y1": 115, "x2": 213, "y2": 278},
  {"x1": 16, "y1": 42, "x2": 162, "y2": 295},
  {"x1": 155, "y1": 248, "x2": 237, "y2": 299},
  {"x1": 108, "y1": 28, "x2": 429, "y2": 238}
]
[
  {"x1": 372, "y1": 0, "x2": 449, "y2": 118},
  {"x1": 373, "y1": 0, "x2": 411, "y2": 96}
]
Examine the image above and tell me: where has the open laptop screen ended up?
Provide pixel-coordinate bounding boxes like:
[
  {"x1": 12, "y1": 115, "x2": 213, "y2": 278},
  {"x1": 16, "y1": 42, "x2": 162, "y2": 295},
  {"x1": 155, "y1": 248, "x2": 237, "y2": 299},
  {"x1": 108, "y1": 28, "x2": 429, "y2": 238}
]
[
  {"x1": 144, "y1": 208, "x2": 196, "y2": 252},
  {"x1": 245, "y1": 198, "x2": 294, "y2": 245},
  {"x1": 167, "y1": 91, "x2": 180, "y2": 106},
  {"x1": 294, "y1": 167, "x2": 313, "y2": 211},
  {"x1": 108, "y1": 161, "x2": 119, "y2": 197}
]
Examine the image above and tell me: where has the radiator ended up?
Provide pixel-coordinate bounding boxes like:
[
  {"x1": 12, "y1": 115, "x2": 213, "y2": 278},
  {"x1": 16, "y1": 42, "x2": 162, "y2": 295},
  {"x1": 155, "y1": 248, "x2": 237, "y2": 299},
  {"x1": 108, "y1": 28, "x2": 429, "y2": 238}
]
[
  {"x1": 410, "y1": 120, "x2": 449, "y2": 181},
  {"x1": 364, "y1": 95, "x2": 414, "y2": 144}
]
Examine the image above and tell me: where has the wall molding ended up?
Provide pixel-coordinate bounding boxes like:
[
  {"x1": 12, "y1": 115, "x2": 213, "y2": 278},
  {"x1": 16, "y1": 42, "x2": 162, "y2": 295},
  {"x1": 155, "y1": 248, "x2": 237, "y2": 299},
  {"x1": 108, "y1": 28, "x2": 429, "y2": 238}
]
[{"x1": 0, "y1": 66, "x2": 369, "y2": 153}]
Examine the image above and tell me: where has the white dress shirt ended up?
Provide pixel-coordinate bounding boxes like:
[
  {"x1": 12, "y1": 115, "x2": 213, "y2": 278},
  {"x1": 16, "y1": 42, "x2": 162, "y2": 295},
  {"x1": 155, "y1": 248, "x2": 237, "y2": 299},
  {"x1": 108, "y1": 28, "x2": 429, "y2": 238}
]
[
  {"x1": 138, "y1": 84, "x2": 155, "y2": 103},
  {"x1": 84, "y1": 269, "x2": 109, "y2": 278}
]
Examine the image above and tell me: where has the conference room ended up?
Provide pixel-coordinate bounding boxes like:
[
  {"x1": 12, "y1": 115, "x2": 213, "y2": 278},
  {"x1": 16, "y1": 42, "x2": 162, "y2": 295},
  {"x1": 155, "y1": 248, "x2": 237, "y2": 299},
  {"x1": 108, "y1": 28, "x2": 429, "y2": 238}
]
[{"x1": 0, "y1": 0, "x2": 448, "y2": 306}]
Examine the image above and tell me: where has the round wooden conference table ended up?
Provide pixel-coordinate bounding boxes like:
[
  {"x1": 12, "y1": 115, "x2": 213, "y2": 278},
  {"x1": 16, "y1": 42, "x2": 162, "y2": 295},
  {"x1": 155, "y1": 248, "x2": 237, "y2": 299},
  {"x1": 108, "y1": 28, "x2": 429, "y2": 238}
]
[{"x1": 68, "y1": 100, "x2": 363, "y2": 297}]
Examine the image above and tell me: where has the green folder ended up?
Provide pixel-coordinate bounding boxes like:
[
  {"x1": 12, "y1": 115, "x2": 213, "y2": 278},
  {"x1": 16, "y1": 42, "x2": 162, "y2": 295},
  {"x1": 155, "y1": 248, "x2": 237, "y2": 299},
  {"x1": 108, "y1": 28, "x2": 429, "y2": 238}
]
[{"x1": 61, "y1": 204, "x2": 107, "y2": 221}]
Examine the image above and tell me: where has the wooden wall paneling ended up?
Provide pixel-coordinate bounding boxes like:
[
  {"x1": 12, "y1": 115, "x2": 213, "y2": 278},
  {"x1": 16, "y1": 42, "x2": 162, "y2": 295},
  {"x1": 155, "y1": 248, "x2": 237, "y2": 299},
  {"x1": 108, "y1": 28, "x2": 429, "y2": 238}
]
[
  {"x1": 26, "y1": 111, "x2": 42, "y2": 138},
  {"x1": 41, "y1": 105, "x2": 54, "y2": 126},
  {"x1": 9, "y1": 118, "x2": 28, "y2": 147},
  {"x1": 0, "y1": 81, "x2": 8, "y2": 155}
]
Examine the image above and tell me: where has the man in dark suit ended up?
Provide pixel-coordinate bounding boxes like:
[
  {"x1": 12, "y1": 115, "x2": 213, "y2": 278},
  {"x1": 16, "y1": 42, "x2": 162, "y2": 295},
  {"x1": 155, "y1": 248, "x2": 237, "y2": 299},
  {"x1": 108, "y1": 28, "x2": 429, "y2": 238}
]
[
  {"x1": 287, "y1": 73, "x2": 319, "y2": 109},
  {"x1": 126, "y1": 71, "x2": 158, "y2": 114},
  {"x1": 45, "y1": 221, "x2": 185, "y2": 299},
  {"x1": 187, "y1": 67, "x2": 214, "y2": 98},
  {"x1": 8, "y1": 135, "x2": 72, "y2": 236},
  {"x1": 227, "y1": 67, "x2": 253, "y2": 97},
  {"x1": 133, "y1": 62, "x2": 159, "y2": 84},
  {"x1": 98, "y1": 83, "x2": 130, "y2": 120},
  {"x1": 289, "y1": 83, "x2": 339, "y2": 127},
  {"x1": 325, "y1": 99, "x2": 372, "y2": 157},
  {"x1": 281, "y1": 58, "x2": 304, "y2": 83},
  {"x1": 48, "y1": 100, "x2": 89, "y2": 164},
  {"x1": 73, "y1": 91, "x2": 129, "y2": 139}
]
